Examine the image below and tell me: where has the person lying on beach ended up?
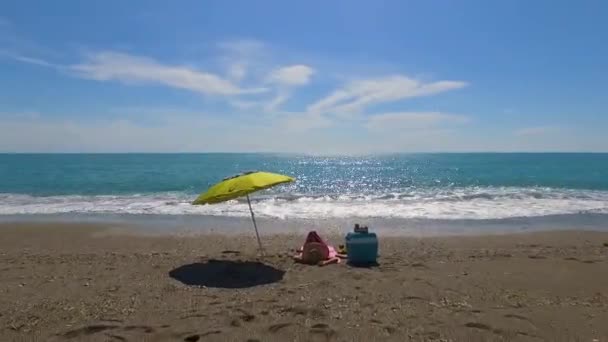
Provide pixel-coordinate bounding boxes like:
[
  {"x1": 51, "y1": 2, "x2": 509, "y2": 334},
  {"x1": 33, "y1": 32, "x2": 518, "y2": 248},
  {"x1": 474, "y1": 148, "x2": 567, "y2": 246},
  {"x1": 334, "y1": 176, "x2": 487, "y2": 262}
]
[{"x1": 293, "y1": 231, "x2": 346, "y2": 266}]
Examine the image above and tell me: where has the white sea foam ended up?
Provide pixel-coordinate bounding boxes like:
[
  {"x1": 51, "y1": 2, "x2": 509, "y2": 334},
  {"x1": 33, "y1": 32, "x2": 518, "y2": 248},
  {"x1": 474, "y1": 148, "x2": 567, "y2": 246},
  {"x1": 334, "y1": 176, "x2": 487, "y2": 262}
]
[{"x1": 1, "y1": 187, "x2": 607, "y2": 220}]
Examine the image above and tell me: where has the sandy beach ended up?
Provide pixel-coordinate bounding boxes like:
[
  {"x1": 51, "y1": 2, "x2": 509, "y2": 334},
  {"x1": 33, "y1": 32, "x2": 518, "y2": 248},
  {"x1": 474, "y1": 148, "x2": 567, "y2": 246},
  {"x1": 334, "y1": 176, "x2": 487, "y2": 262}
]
[{"x1": 1, "y1": 223, "x2": 607, "y2": 341}]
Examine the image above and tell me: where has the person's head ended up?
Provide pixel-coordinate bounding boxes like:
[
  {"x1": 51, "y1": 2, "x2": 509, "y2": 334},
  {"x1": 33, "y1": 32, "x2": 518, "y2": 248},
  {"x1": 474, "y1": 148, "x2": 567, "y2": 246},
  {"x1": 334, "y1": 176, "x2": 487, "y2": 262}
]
[{"x1": 302, "y1": 242, "x2": 329, "y2": 264}]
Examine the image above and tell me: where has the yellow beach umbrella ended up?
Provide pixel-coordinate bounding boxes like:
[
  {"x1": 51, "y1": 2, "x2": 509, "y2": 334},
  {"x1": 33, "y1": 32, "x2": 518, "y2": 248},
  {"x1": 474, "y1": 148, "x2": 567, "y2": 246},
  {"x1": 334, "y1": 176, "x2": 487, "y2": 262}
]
[{"x1": 193, "y1": 171, "x2": 295, "y2": 253}]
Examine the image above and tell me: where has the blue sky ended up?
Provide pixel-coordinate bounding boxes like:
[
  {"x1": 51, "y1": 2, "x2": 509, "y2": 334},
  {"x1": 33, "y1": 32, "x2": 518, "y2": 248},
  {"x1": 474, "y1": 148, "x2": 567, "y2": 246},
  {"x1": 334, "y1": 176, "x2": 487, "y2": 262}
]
[{"x1": 1, "y1": 0, "x2": 607, "y2": 153}]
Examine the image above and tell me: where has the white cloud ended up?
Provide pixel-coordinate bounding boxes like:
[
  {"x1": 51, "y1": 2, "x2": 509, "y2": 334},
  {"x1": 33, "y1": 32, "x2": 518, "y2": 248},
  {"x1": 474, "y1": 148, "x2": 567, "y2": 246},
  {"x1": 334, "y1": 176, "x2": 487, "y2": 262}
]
[
  {"x1": 0, "y1": 50, "x2": 58, "y2": 67},
  {"x1": 308, "y1": 75, "x2": 467, "y2": 115},
  {"x1": 366, "y1": 112, "x2": 469, "y2": 131},
  {"x1": 264, "y1": 92, "x2": 290, "y2": 112},
  {"x1": 259, "y1": 65, "x2": 315, "y2": 111},
  {"x1": 229, "y1": 93, "x2": 291, "y2": 113},
  {"x1": 218, "y1": 39, "x2": 268, "y2": 83},
  {"x1": 514, "y1": 126, "x2": 561, "y2": 137},
  {"x1": 267, "y1": 65, "x2": 315, "y2": 86},
  {"x1": 70, "y1": 51, "x2": 267, "y2": 96}
]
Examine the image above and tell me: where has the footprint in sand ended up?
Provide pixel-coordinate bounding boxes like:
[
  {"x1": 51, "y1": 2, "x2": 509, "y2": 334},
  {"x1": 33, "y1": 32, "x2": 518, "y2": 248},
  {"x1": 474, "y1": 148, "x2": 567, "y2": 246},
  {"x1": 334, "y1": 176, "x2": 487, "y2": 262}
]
[
  {"x1": 504, "y1": 313, "x2": 537, "y2": 330},
  {"x1": 122, "y1": 325, "x2": 155, "y2": 333},
  {"x1": 108, "y1": 334, "x2": 128, "y2": 341},
  {"x1": 383, "y1": 326, "x2": 397, "y2": 335},
  {"x1": 281, "y1": 306, "x2": 326, "y2": 318},
  {"x1": 60, "y1": 324, "x2": 119, "y2": 339},
  {"x1": 504, "y1": 313, "x2": 531, "y2": 322},
  {"x1": 465, "y1": 322, "x2": 491, "y2": 330},
  {"x1": 464, "y1": 322, "x2": 505, "y2": 336},
  {"x1": 309, "y1": 323, "x2": 337, "y2": 341},
  {"x1": 183, "y1": 330, "x2": 222, "y2": 341},
  {"x1": 180, "y1": 313, "x2": 207, "y2": 320},
  {"x1": 268, "y1": 322, "x2": 295, "y2": 333},
  {"x1": 58, "y1": 324, "x2": 166, "y2": 341},
  {"x1": 240, "y1": 313, "x2": 255, "y2": 322}
]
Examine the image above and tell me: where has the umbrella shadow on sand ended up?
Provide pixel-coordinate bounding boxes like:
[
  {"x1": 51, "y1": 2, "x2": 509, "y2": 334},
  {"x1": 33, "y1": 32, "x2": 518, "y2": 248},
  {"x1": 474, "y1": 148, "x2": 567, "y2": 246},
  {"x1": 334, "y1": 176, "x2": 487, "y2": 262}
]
[{"x1": 169, "y1": 260, "x2": 285, "y2": 289}]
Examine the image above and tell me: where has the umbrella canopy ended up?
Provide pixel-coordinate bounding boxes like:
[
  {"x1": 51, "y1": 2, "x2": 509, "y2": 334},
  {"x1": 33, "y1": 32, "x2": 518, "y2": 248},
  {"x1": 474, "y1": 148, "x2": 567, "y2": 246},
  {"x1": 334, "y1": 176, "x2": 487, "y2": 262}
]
[
  {"x1": 192, "y1": 171, "x2": 295, "y2": 254},
  {"x1": 193, "y1": 171, "x2": 294, "y2": 205}
]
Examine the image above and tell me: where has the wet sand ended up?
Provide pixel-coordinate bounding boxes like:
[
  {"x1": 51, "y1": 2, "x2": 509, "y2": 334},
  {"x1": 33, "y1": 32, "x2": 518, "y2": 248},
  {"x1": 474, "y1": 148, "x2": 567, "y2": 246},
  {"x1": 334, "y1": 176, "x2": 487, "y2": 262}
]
[{"x1": 1, "y1": 222, "x2": 607, "y2": 341}]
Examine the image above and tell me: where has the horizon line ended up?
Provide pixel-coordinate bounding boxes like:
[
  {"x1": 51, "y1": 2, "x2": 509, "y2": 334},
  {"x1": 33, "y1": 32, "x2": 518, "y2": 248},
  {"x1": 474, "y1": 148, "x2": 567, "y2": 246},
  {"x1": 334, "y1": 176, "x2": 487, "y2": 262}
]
[{"x1": 1, "y1": 151, "x2": 608, "y2": 155}]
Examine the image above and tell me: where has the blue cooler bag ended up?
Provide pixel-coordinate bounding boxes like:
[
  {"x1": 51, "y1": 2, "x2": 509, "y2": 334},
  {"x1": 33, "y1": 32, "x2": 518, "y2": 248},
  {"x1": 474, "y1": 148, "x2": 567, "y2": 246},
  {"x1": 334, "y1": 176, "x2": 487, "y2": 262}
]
[{"x1": 345, "y1": 228, "x2": 378, "y2": 265}]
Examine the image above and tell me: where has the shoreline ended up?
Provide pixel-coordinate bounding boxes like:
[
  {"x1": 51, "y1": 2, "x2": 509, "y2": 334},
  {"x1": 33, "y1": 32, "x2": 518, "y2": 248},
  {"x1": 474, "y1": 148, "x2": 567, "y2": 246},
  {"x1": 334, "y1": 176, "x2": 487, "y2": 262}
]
[
  {"x1": 1, "y1": 222, "x2": 608, "y2": 341},
  {"x1": 2, "y1": 213, "x2": 608, "y2": 237}
]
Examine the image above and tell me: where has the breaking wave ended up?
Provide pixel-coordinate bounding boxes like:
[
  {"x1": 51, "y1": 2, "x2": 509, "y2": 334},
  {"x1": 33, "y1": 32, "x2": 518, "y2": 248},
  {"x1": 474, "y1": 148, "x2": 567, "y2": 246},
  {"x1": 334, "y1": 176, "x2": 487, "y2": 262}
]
[{"x1": 1, "y1": 187, "x2": 607, "y2": 220}]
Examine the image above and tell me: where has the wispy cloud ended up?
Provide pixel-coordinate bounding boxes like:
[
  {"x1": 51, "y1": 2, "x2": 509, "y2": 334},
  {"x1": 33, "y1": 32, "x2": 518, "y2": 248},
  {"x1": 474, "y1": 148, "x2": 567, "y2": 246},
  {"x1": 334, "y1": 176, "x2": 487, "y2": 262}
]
[
  {"x1": 514, "y1": 125, "x2": 561, "y2": 137},
  {"x1": 0, "y1": 50, "x2": 58, "y2": 68},
  {"x1": 218, "y1": 39, "x2": 268, "y2": 83},
  {"x1": 366, "y1": 112, "x2": 469, "y2": 131},
  {"x1": 266, "y1": 65, "x2": 315, "y2": 86},
  {"x1": 260, "y1": 64, "x2": 315, "y2": 111},
  {"x1": 70, "y1": 51, "x2": 267, "y2": 96},
  {"x1": 0, "y1": 21, "x2": 63, "y2": 67},
  {"x1": 1, "y1": 31, "x2": 476, "y2": 152},
  {"x1": 264, "y1": 92, "x2": 290, "y2": 112},
  {"x1": 308, "y1": 75, "x2": 467, "y2": 115}
]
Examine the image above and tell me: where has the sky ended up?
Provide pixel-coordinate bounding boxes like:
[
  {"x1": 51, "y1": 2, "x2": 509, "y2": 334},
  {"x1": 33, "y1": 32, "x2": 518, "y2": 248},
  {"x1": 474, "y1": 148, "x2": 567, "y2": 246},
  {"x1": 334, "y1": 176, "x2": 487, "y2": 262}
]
[{"x1": 0, "y1": 0, "x2": 607, "y2": 153}]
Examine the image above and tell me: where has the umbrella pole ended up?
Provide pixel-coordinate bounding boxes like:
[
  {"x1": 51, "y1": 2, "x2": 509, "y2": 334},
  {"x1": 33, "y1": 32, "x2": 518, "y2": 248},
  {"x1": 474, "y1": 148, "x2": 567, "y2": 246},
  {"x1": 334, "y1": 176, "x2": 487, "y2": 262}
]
[{"x1": 246, "y1": 194, "x2": 264, "y2": 255}]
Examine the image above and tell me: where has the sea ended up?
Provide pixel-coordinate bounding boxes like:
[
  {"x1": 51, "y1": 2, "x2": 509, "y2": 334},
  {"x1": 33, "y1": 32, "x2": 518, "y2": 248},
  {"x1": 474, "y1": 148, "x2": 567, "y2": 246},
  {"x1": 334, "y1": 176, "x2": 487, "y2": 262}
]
[{"x1": 1, "y1": 153, "x2": 607, "y2": 235}]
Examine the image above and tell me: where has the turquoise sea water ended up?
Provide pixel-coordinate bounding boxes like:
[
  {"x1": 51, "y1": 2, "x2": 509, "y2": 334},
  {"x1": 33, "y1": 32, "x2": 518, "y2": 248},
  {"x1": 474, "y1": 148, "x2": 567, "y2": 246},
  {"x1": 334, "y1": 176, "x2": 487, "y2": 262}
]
[{"x1": 1, "y1": 153, "x2": 608, "y2": 222}]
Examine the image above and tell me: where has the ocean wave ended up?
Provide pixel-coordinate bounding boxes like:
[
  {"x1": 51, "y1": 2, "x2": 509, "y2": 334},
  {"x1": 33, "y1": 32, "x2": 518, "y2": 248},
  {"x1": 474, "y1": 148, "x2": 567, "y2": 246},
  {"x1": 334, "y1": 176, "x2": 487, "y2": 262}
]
[{"x1": 1, "y1": 187, "x2": 607, "y2": 220}]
